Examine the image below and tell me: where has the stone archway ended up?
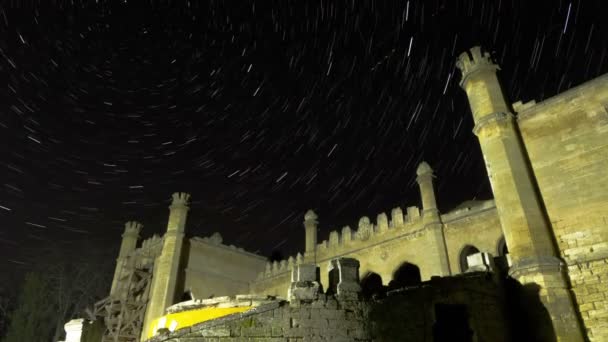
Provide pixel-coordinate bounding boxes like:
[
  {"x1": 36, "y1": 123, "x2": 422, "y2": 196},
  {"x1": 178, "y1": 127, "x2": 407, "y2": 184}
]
[
  {"x1": 389, "y1": 262, "x2": 421, "y2": 290},
  {"x1": 360, "y1": 272, "x2": 384, "y2": 299}
]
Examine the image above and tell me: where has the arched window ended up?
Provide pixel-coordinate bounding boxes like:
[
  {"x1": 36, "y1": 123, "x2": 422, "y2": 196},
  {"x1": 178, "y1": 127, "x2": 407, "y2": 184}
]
[
  {"x1": 391, "y1": 262, "x2": 421, "y2": 289},
  {"x1": 459, "y1": 245, "x2": 480, "y2": 272},
  {"x1": 497, "y1": 237, "x2": 509, "y2": 256},
  {"x1": 360, "y1": 272, "x2": 383, "y2": 299}
]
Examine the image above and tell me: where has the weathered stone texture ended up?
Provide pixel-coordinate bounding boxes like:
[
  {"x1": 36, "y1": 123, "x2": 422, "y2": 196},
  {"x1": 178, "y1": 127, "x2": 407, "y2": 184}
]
[
  {"x1": 149, "y1": 297, "x2": 370, "y2": 342},
  {"x1": 517, "y1": 74, "x2": 608, "y2": 341},
  {"x1": 370, "y1": 273, "x2": 508, "y2": 342}
]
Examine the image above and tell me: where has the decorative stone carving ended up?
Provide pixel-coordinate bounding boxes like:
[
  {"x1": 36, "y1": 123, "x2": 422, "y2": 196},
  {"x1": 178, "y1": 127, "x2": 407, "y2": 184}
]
[{"x1": 356, "y1": 217, "x2": 373, "y2": 241}]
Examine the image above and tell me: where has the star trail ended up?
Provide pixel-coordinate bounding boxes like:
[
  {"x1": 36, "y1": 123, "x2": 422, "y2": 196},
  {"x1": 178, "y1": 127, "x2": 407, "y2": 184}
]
[{"x1": 0, "y1": 0, "x2": 607, "y2": 275}]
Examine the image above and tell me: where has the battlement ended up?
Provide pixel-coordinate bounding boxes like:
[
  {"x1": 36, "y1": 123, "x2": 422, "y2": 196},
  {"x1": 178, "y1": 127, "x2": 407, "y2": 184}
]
[
  {"x1": 456, "y1": 46, "x2": 499, "y2": 86},
  {"x1": 256, "y1": 252, "x2": 304, "y2": 280},
  {"x1": 253, "y1": 204, "x2": 424, "y2": 285},
  {"x1": 123, "y1": 221, "x2": 143, "y2": 236},
  {"x1": 314, "y1": 205, "x2": 422, "y2": 251},
  {"x1": 171, "y1": 192, "x2": 191, "y2": 207}
]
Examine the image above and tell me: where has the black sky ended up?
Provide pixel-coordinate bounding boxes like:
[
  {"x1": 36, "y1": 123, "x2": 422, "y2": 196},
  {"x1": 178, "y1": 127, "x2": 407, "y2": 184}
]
[{"x1": 1, "y1": 0, "x2": 607, "y2": 274}]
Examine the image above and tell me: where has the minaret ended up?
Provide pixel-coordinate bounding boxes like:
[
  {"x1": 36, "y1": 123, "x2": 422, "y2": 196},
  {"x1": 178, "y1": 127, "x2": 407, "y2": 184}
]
[
  {"x1": 416, "y1": 162, "x2": 450, "y2": 276},
  {"x1": 143, "y1": 192, "x2": 190, "y2": 338},
  {"x1": 457, "y1": 47, "x2": 583, "y2": 341},
  {"x1": 303, "y1": 210, "x2": 318, "y2": 261},
  {"x1": 110, "y1": 221, "x2": 142, "y2": 296}
]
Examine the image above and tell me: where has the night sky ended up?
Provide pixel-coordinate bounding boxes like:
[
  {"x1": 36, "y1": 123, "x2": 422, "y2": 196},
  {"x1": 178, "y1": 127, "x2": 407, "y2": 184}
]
[{"x1": 1, "y1": 0, "x2": 607, "y2": 274}]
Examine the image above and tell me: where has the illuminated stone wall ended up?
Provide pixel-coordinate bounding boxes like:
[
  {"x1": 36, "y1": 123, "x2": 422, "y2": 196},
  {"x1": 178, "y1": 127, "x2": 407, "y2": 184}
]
[
  {"x1": 516, "y1": 74, "x2": 608, "y2": 341},
  {"x1": 250, "y1": 200, "x2": 504, "y2": 297},
  {"x1": 183, "y1": 235, "x2": 267, "y2": 299}
]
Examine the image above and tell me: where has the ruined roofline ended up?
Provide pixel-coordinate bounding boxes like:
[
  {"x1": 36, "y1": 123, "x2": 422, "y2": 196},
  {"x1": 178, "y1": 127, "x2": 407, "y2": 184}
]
[
  {"x1": 514, "y1": 72, "x2": 608, "y2": 120},
  {"x1": 189, "y1": 235, "x2": 267, "y2": 260}
]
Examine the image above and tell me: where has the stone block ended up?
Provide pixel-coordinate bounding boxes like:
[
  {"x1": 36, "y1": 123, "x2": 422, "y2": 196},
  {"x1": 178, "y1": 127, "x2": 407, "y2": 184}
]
[{"x1": 466, "y1": 252, "x2": 495, "y2": 272}]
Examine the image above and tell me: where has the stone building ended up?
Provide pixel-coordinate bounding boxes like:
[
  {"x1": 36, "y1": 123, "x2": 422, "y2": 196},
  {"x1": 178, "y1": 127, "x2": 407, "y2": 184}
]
[{"x1": 68, "y1": 46, "x2": 608, "y2": 342}]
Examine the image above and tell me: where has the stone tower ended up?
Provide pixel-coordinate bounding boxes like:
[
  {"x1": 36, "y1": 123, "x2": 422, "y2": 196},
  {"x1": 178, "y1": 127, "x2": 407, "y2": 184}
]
[
  {"x1": 142, "y1": 192, "x2": 191, "y2": 338},
  {"x1": 416, "y1": 161, "x2": 450, "y2": 276},
  {"x1": 456, "y1": 47, "x2": 583, "y2": 341},
  {"x1": 303, "y1": 210, "x2": 318, "y2": 261},
  {"x1": 110, "y1": 221, "x2": 142, "y2": 296}
]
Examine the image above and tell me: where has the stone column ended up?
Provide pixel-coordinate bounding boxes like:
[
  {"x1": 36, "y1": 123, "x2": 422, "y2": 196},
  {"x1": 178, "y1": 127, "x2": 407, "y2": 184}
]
[
  {"x1": 303, "y1": 210, "x2": 318, "y2": 260},
  {"x1": 288, "y1": 264, "x2": 322, "y2": 303},
  {"x1": 110, "y1": 221, "x2": 142, "y2": 297},
  {"x1": 142, "y1": 192, "x2": 190, "y2": 340},
  {"x1": 457, "y1": 46, "x2": 584, "y2": 341},
  {"x1": 416, "y1": 162, "x2": 451, "y2": 277}
]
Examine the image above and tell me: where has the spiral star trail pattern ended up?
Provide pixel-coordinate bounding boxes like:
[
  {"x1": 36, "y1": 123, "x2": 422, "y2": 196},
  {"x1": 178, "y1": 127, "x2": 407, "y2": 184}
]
[{"x1": 0, "y1": 0, "x2": 607, "y2": 274}]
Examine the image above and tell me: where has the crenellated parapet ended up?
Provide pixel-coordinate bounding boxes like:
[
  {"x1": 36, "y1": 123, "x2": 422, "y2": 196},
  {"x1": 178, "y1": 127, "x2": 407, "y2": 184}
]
[
  {"x1": 309, "y1": 204, "x2": 424, "y2": 256},
  {"x1": 123, "y1": 221, "x2": 143, "y2": 237},
  {"x1": 456, "y1": 46, "x2": 499, "y2": 86},
  {"x1": 255, "y1": 252, "x2": 304, "y2": 281},
  {"x1": 170, "y1": 192, "x2": 191, "y2": 207}
]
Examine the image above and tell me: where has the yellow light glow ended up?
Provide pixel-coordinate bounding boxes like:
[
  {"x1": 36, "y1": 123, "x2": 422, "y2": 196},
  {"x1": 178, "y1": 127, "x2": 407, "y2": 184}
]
[{"x1": 147, "y1": 306, "x2": 252, "y2": 339}]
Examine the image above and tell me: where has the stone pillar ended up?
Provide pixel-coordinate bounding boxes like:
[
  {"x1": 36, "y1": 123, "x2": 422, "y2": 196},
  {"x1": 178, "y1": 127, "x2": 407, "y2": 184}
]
[
  {"x1": 416, "y1": 161, "x2": 439, "y2": 222},
  {"x1": 288, "y1": 264, "x2": 322, "y2": 303},
  {"x1": 143, "y1": 192, "x2": 190, "y2": 340},
  {"x1": 416, "y1": 162, "x2": 451, "y2": 277},
  {"x1": 335, "y1": 258, "x2": 362, "y2": 301},
  {"x1": 457, "y1": 46, "x2": 584, "y2": 341},
  {"x1": 110, "y1": 221, "x2": 142, "y2": 297},
  {"x1": 303, "y1": 210, "x2": 318, "y2": 259}
]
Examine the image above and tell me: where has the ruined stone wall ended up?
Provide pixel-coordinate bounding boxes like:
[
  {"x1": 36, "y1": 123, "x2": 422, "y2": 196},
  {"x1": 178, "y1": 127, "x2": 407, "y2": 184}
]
[
  {"x1": 184, "y1": 235, "x2": 267, "y2": 299},
  {"x1": 370, "y1": 273, "x2": 508, "y2": 342},
  {"x1": 516, "y1": 74, "x2": 608, "y2": 340},
  {"x1": 148, "y1": 297, "x2": 370, "y2": 342}
]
